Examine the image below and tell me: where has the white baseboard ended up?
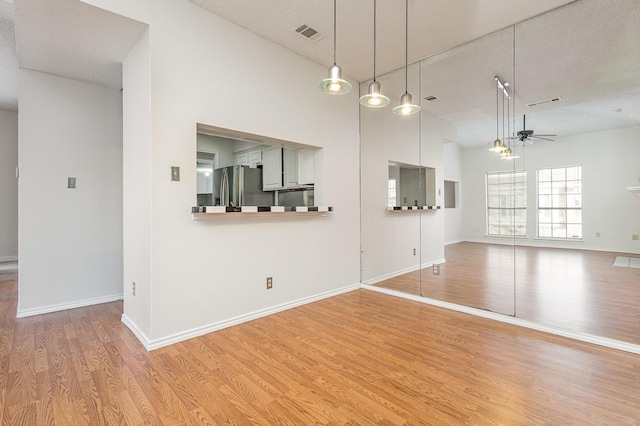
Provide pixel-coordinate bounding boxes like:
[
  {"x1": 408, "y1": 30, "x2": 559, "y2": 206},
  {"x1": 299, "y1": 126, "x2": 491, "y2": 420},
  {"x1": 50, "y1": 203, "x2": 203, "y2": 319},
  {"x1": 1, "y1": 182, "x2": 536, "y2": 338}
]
[
  {"x1": 127, "y1": 283, "x2": 361, "y2": 351},
  {"x1": 121, "y1": 314, "x2": 152, "y2": 348},
  {"x1": 363, "y1": 257, "x2": 446, "y2": 285},
  {"x1": 361, "y1": 284, "x2": 640, "y2": 355},
  {"x1": 17, "y1": 293, "x2": 124, "y2": 318},
  {"x1": 0, "y1": 256, "x2": 18, "y2": 262}
]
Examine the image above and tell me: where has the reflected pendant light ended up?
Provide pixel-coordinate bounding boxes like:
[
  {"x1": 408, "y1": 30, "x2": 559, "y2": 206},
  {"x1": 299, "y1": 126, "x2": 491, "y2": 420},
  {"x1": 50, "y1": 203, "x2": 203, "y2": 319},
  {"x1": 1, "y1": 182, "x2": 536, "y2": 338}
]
[
  {"x1": 393, "y1": 0, "x2": 421, "y2": 115},
  {"x1": 318, "y1": 0, "x2": 352, "y2": 94},
  {"x1": 489, "y1": 80, "x2": 505, "y2": 152},
  {"x1": 360, "y1": 0, "x2": 390, "y2": 108},
  {"x1": 501, "y1": 95, "x2": 519, "y2": 160}
]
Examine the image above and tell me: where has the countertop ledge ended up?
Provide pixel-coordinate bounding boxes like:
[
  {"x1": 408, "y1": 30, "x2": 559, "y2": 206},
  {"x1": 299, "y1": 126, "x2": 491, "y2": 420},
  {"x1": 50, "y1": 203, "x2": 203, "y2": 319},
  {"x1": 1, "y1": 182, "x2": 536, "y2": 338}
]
[
  {"x1": 387, "y1": 206, "x2": 441, "y2": 211},
  {"x1": 192, "y1": 206, "x2": 332, "y2": 219}
]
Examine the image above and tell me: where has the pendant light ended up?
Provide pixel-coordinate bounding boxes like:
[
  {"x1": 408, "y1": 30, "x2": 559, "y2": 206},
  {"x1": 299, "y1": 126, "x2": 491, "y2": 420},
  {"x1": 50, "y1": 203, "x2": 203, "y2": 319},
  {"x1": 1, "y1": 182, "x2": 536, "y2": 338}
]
[
  {"x1": 360, "y1": 0, "x2": 390, "y2": 108},
  {"x1": 393, "y1": 0, "x2": 421, "y2": 115},
  {"x1": 501, "y1": 95, "x2": 519, "y2": 160},
  {"x1": 489, "y1": 80, "x2": 505, "y2": 152},
  {"x1": 318, "y1": 0, "x2": 352, "y2": 94}
]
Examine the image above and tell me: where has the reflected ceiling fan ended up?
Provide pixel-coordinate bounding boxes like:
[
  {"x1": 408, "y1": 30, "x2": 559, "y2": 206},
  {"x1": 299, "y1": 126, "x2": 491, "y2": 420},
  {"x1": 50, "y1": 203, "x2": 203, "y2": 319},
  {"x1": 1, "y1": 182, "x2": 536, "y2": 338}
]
[{"x1": 511, "y1": 115, "x2": 556, "y2": 145}]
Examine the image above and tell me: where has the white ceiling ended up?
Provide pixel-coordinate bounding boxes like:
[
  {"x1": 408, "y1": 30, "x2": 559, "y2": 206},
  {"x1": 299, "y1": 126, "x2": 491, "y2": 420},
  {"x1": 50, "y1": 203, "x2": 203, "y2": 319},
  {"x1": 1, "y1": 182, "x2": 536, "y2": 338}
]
[{"x1": 2, "y1": 0, "x2": 639, "y2": 149}]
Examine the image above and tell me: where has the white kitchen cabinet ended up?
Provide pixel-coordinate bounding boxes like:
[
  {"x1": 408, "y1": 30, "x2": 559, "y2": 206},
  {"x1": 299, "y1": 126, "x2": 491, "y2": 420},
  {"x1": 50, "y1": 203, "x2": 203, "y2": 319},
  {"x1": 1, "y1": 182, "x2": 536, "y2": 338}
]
[
  {"x1": 262, "y1": 146, "x2": 298, "y2": 190},
  {"x1": 262, "y1": 146, "x2": 283, "y2": 190},
  {"x1": 235, "y1": 148, "x2": 262, "y2": 167},
  {"x1": 297, "y1": 148, "x2": 314, "y2": 185},
  {"x1": 283, "y1": 148, "x2": 298, "y2": 188}
]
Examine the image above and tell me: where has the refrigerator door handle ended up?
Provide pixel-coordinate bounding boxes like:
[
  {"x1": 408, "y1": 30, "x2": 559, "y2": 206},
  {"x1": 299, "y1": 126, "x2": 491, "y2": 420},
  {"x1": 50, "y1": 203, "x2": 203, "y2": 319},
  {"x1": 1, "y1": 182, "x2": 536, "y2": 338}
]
[
  {"x1": 220, "y1": 167, "x2": 229, "y2": 207},
  {"x1": 238, "y1": 167, "x2": 244, "y2": 206}
]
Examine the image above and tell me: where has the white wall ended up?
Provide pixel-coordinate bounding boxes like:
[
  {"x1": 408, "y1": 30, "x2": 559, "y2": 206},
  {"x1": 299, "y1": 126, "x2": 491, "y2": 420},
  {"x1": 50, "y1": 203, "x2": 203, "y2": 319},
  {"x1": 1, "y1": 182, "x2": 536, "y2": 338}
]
[
  {"x1": 461, "y1": 126, "x2": 640, "y2": 253},
  {"x1": 83, "y1": 0, "x2": 361, "y2": 347},
  {"x1": 0, "y1": 109, "x2": 18, "y2": 261},
  {"x1": 18, "y1": 70, "x2": 124, "y2": 316},
  {"x1": 360, "y1": 62, "x2": 451, "y2": 284},
  {"x1": 122, "y1": 28, "x2": 151, "y2": 340},
  {"x1": 443, "y1": 141, "x2": 463, "y2": 245}
]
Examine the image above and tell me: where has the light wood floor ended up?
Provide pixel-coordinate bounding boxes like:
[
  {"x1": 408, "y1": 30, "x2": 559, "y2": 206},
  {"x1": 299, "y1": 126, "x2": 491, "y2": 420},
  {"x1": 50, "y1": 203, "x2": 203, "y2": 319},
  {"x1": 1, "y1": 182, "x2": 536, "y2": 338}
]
[
  {"x1": 376, "y1": 242, "x2": 640, "y2": 345},
  {"x1": 1, "y1": 279, "x2": 640, "y2": 424}
]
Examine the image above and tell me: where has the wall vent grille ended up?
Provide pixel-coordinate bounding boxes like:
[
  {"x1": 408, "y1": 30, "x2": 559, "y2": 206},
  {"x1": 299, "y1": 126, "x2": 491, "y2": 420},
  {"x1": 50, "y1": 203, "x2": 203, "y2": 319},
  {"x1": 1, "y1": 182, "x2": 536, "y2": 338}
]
[{"x1": 292, "y1": 24, "x2": 324, "y2": 42}]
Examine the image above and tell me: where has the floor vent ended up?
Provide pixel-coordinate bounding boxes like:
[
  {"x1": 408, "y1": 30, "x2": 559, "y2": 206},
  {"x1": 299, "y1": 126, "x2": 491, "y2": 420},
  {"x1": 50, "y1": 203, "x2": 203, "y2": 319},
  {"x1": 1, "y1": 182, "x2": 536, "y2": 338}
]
[{"x1": 292, "y1": 24, "x2": 324, "y2": 42}]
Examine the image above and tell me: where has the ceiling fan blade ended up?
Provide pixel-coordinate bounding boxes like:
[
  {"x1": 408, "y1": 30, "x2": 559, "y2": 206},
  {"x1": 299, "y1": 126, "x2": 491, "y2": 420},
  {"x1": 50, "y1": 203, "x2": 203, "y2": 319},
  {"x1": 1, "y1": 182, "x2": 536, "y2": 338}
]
[
  {"x1": 533, "y1": 134, "x2": 557, "y2": 137},
  {"x1": 531, "y1": 136, "x2": 555, "y2": 141}
]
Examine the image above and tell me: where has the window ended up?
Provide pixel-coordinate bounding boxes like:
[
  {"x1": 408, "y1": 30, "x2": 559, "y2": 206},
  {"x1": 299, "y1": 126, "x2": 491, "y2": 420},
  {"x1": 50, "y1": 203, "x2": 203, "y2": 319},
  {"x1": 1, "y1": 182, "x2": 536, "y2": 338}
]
[
  {"x1": 486, "y1": 170, "x2": 527, "y2": 236},
  {"x1": 388, "y1": 179, "x2": 397, "y2": 207},
  {"x1": 537, "y1": 166, "x2": 582, "y2": 239}
]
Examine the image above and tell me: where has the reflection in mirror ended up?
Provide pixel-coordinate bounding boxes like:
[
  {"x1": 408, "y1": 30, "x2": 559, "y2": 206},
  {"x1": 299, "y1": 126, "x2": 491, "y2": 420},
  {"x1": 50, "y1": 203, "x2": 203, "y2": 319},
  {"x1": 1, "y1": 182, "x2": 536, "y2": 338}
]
[
  {"x1": 196, "y1": 150, "x2": 216, "y2": 206},
  {"x1": 388, "y1": 162, "x2": 435, "y2": 208},
  {"x1": 361, "y1": 0, "x2": 640, "y2": 350},
  {"x1": 507, "y1": 0, "x2": 640, "y2": 346},
  {"x1": 417, "y1": 25, "x2": 516, "y2": 316}
]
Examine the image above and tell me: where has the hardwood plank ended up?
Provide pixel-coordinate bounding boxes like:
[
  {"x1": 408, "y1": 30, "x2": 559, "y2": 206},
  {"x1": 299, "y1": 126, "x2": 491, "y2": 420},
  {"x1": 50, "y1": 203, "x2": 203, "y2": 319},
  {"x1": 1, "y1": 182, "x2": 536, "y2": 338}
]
[
  {"x1": 376, "y1": 242, "x2": 640, "y2": 344},
  {"x1": 1, "y1": 280, "x2": 640, "y2": 424}
]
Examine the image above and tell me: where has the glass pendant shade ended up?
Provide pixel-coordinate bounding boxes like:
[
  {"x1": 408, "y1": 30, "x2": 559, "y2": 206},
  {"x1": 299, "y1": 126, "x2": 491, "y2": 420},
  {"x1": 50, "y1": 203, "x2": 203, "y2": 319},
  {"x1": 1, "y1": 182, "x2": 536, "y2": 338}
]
[
  {"x1": 360, "y1": 80, "x2": 390, "y2": 108},
  {"x1": 318, "y1": 64, "x2": 352, "y2": 94},
  {"x1": 489, "y1": 138, "x2": 505, "y2": 152},
  {"x1": 393, "y1": 92, "x2": 421, "y2": 115}
]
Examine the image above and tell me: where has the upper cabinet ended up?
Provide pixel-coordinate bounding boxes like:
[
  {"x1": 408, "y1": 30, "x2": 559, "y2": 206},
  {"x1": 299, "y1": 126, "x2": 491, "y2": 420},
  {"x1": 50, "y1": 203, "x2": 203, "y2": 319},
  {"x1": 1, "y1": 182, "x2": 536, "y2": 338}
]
[
  {"x1": 235, "y1": 147, "x2": 262, "y2": 168},
  {"x1": 262, "y1": 146, "x2": 299, "y2": 190}
]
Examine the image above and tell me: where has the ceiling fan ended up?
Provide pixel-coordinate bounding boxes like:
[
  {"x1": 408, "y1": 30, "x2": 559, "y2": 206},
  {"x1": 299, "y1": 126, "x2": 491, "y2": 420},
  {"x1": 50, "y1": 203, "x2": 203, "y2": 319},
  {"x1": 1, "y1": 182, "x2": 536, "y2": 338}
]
[{"x1": 511, "y1": 115, "x2": 556, "y2": 145}]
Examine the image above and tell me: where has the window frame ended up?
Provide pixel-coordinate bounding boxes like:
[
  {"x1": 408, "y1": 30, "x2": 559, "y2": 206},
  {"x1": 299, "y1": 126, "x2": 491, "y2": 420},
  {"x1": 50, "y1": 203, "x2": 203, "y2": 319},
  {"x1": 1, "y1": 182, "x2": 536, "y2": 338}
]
[
  {"x1": 485, "y1": 170, "x2": 527, "y2": 237},
  {"x1": 536, "y1": 165, "x2": 583, "y2": 240}
]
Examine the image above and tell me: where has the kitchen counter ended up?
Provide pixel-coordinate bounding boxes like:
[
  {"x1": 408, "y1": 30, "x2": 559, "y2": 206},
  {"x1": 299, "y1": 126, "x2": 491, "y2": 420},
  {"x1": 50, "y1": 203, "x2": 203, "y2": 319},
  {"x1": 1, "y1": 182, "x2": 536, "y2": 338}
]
[
  {"x1": 387, "y1": 206, "x2": 441, "y2": 211},
  {"x1": 191, "y1": 205, "x2": 332, "y2": 219}
]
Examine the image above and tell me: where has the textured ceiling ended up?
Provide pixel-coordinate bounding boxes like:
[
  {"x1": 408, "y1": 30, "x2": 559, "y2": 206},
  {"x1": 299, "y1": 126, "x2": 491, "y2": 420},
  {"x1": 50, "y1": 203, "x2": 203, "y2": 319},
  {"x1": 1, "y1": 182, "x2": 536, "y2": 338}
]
[
  {"x1": 189, "y1": 0, "x2": 576, "y2": 83},
  {"x1": 3, "y1": 0, "x2": 147, "y2": 112},
  {"x1": 0, "y1": 0, "x2": 17, "y2": 110},
  {"x1": 2, "y1": 0, "x2": 639, "y2": 149}
]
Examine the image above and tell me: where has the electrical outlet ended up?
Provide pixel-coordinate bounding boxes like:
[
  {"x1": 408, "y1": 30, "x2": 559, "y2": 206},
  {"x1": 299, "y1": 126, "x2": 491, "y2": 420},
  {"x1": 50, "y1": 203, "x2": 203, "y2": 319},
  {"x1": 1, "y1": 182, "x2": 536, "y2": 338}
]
[
  {"x1": 432, "y1": 264, "x2": 440, "y2": 275},
  {"x1": 266, "y1": 277, "x2": 273, "y2": 289},
  {"x1": 132, "y1": 281, "x2": 136, "y2": 296},
  {"x1": 68, "y1": 177, "x2": 76, "y2": 189},
  {"x1": 413, "y1": 248, "x2": 416, "y2": 256},
  {"x1": 633, "y1": 235, "x2": 639, "y2": 241}
]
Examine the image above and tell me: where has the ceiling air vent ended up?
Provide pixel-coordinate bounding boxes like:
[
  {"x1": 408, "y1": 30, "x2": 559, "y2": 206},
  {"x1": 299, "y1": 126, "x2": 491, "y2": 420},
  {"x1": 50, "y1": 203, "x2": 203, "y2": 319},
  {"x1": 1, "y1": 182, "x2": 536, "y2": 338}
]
[
  {"x1": 292, "y1": 24, "x2": 325, "y2": 43},
  {"x1": 526, "y1": 97, "x2": 562, "y2": 107},
  {"x1": 424, "y1": 96, "x2": 438, "y2": 102}
]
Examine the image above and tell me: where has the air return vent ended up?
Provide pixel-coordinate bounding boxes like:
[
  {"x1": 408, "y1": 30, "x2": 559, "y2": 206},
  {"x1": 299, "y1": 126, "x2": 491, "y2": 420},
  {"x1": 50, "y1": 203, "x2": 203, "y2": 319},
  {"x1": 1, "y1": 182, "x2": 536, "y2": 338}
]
[
  {"x1": 292, "y1": 24, "x2": 325, "y2": 42},
  {"x1": 526, "y1": 97, "x2": 562, "y2": 107}
]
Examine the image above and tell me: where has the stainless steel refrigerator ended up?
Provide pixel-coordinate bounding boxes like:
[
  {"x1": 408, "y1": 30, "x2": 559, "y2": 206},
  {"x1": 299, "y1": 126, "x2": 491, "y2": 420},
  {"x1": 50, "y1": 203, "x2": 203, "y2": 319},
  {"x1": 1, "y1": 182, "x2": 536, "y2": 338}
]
[{"x1": 213, "y1": 165, "x2": 273, "y2": 207}]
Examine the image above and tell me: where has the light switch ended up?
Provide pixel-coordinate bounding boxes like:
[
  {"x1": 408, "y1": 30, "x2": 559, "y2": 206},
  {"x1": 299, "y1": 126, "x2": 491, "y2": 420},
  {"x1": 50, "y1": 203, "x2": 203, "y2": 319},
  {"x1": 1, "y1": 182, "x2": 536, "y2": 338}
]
[
  {"x1": 171, "y1": 166, "x2": 180, "y2": 181},
  {"x1": 68, "y1": 177, "x2": 76, "y2": 189}
]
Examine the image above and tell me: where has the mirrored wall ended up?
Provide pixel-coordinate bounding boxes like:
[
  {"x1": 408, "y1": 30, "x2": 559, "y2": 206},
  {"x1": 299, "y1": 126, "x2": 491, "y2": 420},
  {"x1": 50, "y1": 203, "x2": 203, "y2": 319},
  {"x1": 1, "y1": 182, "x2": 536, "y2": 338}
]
[{"x1": 361, "y1": 0, "x2": 640, "y2": 347}]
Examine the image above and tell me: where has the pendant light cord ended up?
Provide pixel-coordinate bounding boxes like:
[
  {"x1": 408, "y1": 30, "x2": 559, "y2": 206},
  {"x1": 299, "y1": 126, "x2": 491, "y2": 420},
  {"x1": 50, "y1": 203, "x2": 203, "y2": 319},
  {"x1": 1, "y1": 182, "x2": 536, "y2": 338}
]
[
  {"x1": 373, "y1": 0, "x2": 377, "y2": 82},
  {"x1": 404, "y1": 0, "x2": 408, "y2": 94},
  {"x1": 496, "y1": 83, "x2": 499, "y2": 139},
  {"x1": 333, "y1": 0, "x2": 337, "y2": 65}
]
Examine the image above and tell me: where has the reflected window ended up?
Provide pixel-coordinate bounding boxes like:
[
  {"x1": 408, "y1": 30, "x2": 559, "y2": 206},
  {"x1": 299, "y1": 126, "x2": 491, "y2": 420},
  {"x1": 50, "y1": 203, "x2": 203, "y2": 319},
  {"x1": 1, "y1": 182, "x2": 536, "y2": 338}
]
[
  {"x1": 388, "y1": 179, "x2": 397, "y2": 207},
  {"x1": 486, "y1": 170, "x2": 527, "y2": 237},
  {"x1": 537, "y1": 166, "x2": 582, "y2": 239}
]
